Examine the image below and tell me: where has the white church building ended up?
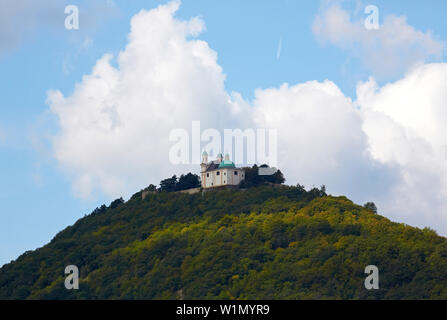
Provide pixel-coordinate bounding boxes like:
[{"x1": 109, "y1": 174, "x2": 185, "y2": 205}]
[{"x1": 200, "y1": 151, "x2": 245, "y2": 189}]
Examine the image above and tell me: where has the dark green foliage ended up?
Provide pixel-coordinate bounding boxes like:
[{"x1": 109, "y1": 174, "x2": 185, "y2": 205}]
[
  {"x1": 1, "y1": 185, "x2": 447, "y2": 300},
  {"x1": 159, "y1": 173, "x2": 200, "y2": 192},
  {"x1": 364, "y1": 202, "x2": 378, "y2": 213},
  {"x1": 110, "y1": 198, "x2": 124, "y2": 209},
  {"x1": 240, "y1": 164, "x2": 285, "y2": 188},
  {"x1": 176, "y1": 173, "x2": 200, "y2": 191},
  {"x1": 159, "y1": 175, "x2": 178, "y2": 192},
  {"x1": 270, "y1": 168, "x2": 286, "y2": 184},
  {"x1": 147, "y1": 184, "x2": 157, "y2": 192}
]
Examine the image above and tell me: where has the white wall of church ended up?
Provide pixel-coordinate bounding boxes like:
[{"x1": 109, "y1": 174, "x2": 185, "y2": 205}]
[{"x1": 201, "y1": 169, "x2": 244, "y2": 188}]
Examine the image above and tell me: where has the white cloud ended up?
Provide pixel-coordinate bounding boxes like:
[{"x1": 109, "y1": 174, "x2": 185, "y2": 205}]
[
  {"x1": 312, "y1": 5, "x2": 444, "y2": 78},
  {"x1": 358, "y1": 63, "x2": 447, "y2": 232},
  {"x1": 48, "y1": 1, "x2": 242, "y2": 199},
  {"x1": 251, "y1": 80, "x2": 386, "y2": 197}
]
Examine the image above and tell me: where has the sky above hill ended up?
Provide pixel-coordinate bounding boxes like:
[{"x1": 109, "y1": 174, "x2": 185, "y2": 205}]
[{"x1": 1, "y1": 0, "x2": 447, "y2": 266}]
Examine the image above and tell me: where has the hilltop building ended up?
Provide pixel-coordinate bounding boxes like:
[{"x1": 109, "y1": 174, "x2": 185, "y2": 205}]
[{"x1": 200, "y1": 151, "x2": 245, "y2": 189}]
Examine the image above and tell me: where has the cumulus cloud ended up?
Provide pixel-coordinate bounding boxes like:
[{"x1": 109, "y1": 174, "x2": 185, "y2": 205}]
[
  {"x1": 312, "y1": 4, "x2": 444, "y2": 78},
  {"x1": 48, "y1": 1, "x2": 242, "y2": 199},
  {"x1": 251, "y1": 80, "x2": 397, "y2": 201},
  {"x1": 48, "y1": 1, "x2": 447, "y2": 236},
  {"x1": 358, "y1": 63, "x2": 447, "y2": 231}
]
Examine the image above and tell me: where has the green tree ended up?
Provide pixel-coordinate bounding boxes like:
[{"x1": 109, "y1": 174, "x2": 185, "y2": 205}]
[
  {"x1": 147, "y1": 184, "x2": 157, "y2": 192},
  {"x1": 240, "y1": 164, "x2": 285, "y2": 188},
  {"x1": 364, "y1": 202, "x2": 377, "y2": 213},
  {"x1": 176, "y1": 173, "x2": 200, "y2": 191},
  {"x1": 159, "y1": 175, "x2": 178, "y2": 192}
]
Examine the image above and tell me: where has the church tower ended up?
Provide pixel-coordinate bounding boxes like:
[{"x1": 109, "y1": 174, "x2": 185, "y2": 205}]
[{"x1": 201, "y1": 151, "x2": 208, "y2": 173}]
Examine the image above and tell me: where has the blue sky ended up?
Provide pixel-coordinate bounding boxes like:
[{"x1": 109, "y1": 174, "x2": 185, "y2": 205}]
[{"x1": 1, "y1": 0, "x2": 447, "y2": 267}]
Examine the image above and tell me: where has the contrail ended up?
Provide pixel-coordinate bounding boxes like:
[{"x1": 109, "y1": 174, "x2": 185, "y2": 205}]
[{"x1": 276, "y1": 36, "x2": 282, "y2": 60}]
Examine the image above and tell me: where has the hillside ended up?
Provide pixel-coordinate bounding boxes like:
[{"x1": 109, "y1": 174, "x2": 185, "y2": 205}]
[{"x1": 1, "y1": 185, "x2": 447, "y2": 300}]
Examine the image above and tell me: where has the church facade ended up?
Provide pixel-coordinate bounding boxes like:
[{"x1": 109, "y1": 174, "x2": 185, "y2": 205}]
[{"x1": 200, "y1": 151, "x2": 245, "y2": 189}]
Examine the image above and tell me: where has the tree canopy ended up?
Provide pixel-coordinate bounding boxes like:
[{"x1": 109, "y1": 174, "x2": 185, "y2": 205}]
[
  {"x1": 240, "y1": 164, "x2": 285, "y2": 188},
  {"x1": 1, "y1": 185, "x2": 446, "y2": 300},
  {"x1": 158, "y1": 173, "x2": 200, "y2": 192}
]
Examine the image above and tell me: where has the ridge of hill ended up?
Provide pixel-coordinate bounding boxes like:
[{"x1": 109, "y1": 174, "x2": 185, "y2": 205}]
[{"x1": 1, "y1": 185, "x2": 446, "y2": 300}]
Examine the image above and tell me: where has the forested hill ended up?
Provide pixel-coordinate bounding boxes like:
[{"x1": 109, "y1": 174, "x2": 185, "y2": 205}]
[{"x1": 1, "y1": 185, "x2": 447, "y2": 300}]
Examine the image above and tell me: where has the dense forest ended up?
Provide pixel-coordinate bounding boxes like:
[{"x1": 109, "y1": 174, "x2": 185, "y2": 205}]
[{"x1": 1, "y1": 179, "x2": 447, "y2": 299}]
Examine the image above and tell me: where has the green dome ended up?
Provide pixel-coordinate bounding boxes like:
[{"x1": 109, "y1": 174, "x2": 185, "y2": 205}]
[{"x1": 218, "y1": 160, "x2": 236, "y2": 168}]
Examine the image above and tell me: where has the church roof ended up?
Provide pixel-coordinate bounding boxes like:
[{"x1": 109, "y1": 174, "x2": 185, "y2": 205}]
[
  {"x1": 218, "y1": 160, "x2": 236, "y2": 168},
  {"x1": 205, "y1": 161, "x2": 220, "y2": 172},
  {"x1": 205, "y1": 160, "x2": 240, "y2": 171}
]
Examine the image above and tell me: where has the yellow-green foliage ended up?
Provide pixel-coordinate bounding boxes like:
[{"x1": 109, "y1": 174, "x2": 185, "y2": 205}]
[{"x1": 1, "y1": 186, "x2": 446, "y2": 300}]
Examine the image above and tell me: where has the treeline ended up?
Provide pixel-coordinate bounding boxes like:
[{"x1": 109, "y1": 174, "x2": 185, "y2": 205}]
[{"x1": 149, "y1": 164, "x2": 287, "y2": 193}]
